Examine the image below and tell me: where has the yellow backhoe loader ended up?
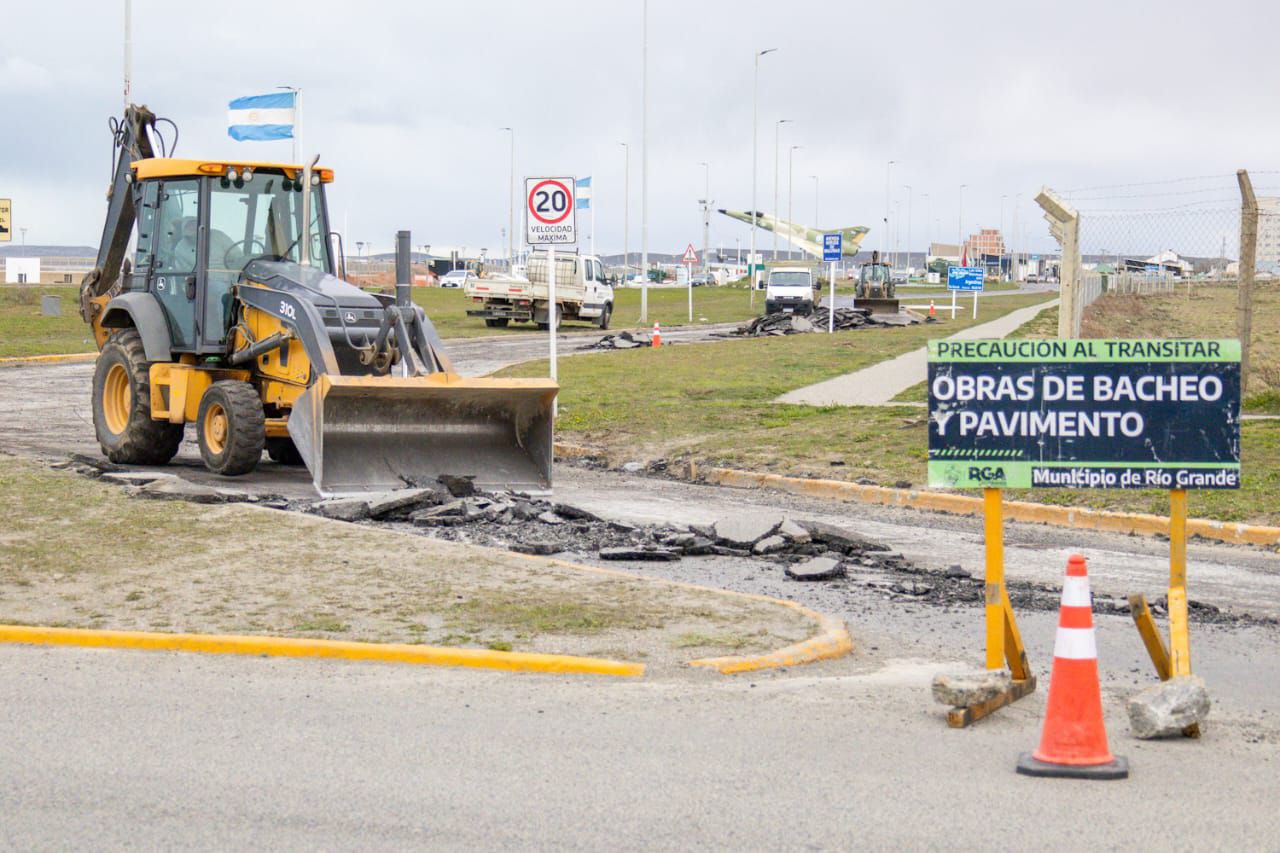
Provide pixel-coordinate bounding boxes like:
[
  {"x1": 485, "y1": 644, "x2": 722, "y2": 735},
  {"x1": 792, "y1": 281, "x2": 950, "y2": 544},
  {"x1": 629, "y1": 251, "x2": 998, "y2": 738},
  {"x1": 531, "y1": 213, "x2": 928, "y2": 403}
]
[{"x1": 80, "y1": 105, "x2": 556, "y2": 495}]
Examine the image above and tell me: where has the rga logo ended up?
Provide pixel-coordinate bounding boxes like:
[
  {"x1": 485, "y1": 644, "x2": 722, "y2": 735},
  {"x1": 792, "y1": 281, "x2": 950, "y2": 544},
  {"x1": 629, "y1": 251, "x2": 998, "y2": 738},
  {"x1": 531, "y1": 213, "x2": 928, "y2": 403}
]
[{"x1": 968, "y1": 466, "x2": 1006, "y2": 483}]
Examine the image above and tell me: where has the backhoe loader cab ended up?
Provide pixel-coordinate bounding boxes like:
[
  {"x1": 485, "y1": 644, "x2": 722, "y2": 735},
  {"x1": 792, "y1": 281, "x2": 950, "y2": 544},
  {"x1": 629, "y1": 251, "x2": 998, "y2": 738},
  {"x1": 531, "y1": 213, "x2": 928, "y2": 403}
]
[{"x1": 82, "y1": 106, "x2": 557, "y2": 494}]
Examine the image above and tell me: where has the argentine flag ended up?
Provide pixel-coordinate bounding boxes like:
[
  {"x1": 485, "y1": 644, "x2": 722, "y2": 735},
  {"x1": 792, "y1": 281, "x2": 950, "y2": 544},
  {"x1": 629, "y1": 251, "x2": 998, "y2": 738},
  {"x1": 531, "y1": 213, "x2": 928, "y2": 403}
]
[
  {"x1": 227, "y1": 92, "x2": 296, "y2": 141},
  {"x1": 576, "y1": 176, "x2": 591, "y2": 210}
]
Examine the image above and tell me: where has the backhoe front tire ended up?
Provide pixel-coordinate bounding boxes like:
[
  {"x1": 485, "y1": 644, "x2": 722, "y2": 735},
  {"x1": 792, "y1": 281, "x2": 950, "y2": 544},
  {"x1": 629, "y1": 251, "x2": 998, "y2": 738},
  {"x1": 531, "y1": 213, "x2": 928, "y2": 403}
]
[
  {"x1": 196, "y1": 381, "x2": 265, "y2": 476},
  {"x1": 92, "y1": 329, "x2": 185, "y2": 465}
]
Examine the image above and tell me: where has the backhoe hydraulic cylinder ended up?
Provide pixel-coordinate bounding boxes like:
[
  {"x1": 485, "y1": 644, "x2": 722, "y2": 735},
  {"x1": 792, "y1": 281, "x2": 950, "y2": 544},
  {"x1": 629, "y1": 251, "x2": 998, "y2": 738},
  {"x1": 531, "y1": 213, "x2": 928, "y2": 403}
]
[{"x1": 395, "y1": 230, "x2": 412, "y2": 307}]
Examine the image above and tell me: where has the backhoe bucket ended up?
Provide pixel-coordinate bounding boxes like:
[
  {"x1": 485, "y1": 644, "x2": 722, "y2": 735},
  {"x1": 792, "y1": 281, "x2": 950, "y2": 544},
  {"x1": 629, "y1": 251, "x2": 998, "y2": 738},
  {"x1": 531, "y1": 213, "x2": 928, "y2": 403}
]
[
  {"x1": 856, "y1": 298, "x2": 901, "y2": 316},
  {"x1": 288, "y1": 374, "x2": 558, "y2": 496}
]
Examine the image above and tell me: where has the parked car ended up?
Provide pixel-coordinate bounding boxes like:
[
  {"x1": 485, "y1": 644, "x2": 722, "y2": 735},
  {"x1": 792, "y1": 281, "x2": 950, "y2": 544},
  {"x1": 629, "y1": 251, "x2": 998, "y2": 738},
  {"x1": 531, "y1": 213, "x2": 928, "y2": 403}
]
[
  {"x1": 440, "y1": 270, "x2": 478, "y2": 289},
  {"x1": 690, "y1": 273, "x2": 714, "y2": 287}
]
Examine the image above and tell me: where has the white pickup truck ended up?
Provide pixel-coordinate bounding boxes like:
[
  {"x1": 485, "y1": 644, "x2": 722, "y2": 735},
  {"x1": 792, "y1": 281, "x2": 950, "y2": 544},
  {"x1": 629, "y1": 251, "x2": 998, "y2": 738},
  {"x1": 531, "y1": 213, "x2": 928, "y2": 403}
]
[{"x1": 464, "y1": 251, "x2": 614, "y2": 329}]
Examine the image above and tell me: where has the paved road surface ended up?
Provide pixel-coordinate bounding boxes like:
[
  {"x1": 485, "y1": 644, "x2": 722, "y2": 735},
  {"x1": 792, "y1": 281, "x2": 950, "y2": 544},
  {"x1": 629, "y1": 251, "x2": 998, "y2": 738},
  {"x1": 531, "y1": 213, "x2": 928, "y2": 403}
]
[
  {"x1": 2, "y1": 640, "x2": 1277, "y2": 849},
  {"x1": 777, "y1": 299, "x2": 1059, "y2": 406}
]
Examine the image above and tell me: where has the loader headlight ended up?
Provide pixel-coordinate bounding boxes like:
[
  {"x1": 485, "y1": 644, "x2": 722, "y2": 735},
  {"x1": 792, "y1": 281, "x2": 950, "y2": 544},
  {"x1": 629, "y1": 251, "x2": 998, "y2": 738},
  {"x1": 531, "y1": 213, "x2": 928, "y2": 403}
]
[
  {"x1": 310, "y1": 173, "x2": 321, "y2": 186},
  {"x1": 241, "y1": 167, "x2": 253, "y2": 182},
  {"x1": 226, "y1": 168, "x2": 240, "y2": 183}
]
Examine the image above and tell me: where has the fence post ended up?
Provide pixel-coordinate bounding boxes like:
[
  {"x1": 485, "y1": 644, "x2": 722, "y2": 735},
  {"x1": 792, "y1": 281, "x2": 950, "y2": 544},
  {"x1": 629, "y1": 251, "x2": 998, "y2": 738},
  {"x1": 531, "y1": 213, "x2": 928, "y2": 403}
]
[
  {"x1": 1236, "y1": 170, "x2": 1257, "y2": 398},
  {"x1": 1035, "y1": 187, "x2": 1081, "y2": 338}
]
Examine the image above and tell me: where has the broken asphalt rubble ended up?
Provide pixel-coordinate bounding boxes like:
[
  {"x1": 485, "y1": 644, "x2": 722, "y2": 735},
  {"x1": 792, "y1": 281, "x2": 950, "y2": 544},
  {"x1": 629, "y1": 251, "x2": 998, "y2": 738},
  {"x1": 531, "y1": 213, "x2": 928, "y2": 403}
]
[{"x1": 733, "y1": 306, "x2": 928, "y2": 337}]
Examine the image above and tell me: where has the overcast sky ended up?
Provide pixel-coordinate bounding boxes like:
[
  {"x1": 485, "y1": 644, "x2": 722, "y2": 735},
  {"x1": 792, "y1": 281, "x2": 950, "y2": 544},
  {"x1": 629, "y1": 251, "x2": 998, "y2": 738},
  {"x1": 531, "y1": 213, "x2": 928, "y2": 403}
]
[{"x1": 4, "y1": 0, "x2": 1279, "y2": 257}]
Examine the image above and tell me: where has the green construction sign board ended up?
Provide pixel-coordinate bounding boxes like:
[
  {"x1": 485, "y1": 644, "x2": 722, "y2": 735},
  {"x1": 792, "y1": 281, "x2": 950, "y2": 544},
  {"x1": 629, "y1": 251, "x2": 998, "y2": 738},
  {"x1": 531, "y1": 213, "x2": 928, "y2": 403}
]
[{"x1": 927, "y1": 339, "x2": 1241, "y2": 490}]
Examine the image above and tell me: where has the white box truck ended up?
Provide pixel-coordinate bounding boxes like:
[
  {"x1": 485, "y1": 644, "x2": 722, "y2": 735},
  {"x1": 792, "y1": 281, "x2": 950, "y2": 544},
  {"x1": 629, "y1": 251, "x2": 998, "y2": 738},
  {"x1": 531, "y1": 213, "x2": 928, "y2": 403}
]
[{"x1": 465, "y1": 251, "x2": 614, "y2": 329}]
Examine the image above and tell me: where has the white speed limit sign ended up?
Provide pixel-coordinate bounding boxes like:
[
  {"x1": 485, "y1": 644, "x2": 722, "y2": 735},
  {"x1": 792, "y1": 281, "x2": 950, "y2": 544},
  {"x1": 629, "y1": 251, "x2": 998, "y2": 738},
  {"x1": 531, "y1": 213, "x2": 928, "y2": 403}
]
[{"x1": 525, "y1": 176, "x2": 576, "y2": 245}]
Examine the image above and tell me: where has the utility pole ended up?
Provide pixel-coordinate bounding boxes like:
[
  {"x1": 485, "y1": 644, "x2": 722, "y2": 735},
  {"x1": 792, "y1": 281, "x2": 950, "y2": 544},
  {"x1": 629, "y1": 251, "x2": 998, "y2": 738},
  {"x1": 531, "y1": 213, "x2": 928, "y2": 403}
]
[
  {"x1": 773, "y1": 118, "x2": 792, "y2": 262},
  {"x1": 123, "y1": 0, "x2": 132, "y2": 112},
  {"x1": 958, "y1": 183, "x2": 967, "y2": 259},
  {"x1": 882, "y1": 160, "x2": 895, "y2": 259},
  {"x1": 809, "y1": 175, "x2": 819, "y2": 231},
  {"x1": 922, "y1": 193, "x2": 930, "y2": 251},
  {"x1": 787, "y1": 146, "x2": 800, "y2": 259},
  {"x1": 699, "y1": 161, "x2": 711, "y2": 273},
  {"x1": 1000, "y1": 194, "x2": 1008, "y2": 279},
  {"x1": 903, "y1": 184, "x2": 912, "y2": 275},
  {"x1": 619, "y1": 142, "x2": 629, "y2": 274},
  {"x1": 500, "y1": 128, "x2": 514, "y2": 269},
  {"x1": 1237, "y1": 169, "x2": 1258, "y2": 396},
  {"x1": 751, "y1": 48, "x2": 777, "y2": 301},
  {"x1": 641, "y1": 0, "x2": 650, "y2": 319}
]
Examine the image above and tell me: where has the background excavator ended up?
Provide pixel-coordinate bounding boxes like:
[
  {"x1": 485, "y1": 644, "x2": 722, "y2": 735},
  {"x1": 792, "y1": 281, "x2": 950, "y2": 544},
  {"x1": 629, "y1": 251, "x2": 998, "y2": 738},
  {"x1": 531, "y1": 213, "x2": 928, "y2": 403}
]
[{"x1": 79, "y1": 105, "x2": 557, "y2": 495}]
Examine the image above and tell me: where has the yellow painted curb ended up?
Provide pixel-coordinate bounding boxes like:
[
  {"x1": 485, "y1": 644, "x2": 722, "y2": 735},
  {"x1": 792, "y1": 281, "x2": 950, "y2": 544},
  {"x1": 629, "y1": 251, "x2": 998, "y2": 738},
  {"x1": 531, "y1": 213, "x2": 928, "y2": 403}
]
[
  {"x1": 700, "y1": 467, "x2": 1280, "y2": 549},
  {"x1": 0, "y1": 352, "x2": 97, "y2": 366},
  {"x1": 0, "y1": 624, "x2": 644, "y2": 678},
  {"x1": 552, "y1": 441, "x2": 1280, "y2": 549},
  {"x1": 687, "y1": 599, "x2": 853, "y2": 674}
]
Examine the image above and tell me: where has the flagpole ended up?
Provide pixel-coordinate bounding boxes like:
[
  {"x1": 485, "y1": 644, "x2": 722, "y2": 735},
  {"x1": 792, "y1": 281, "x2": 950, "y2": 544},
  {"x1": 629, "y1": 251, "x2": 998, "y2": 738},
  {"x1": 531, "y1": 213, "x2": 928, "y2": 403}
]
[{"x1": 279, "y1": 85, "x2": 300, "y2": 163}]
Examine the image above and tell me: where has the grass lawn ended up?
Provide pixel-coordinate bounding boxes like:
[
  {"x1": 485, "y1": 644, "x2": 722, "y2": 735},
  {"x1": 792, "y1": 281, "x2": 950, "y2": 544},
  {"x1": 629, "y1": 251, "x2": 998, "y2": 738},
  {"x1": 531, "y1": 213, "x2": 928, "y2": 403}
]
[
  {"x1": 0, "y1": 286, "x2": 96, "y2": 357},
  {"x1": 1081, "y1": 282, "x2": 1279, "y2": 413},
  {"x1": 502, "y1": 290, "x2": 1280, "y2": 526},
  {"x1": 0, "y1": 282, "x2": 763, "y2": 358},
  {"x1": 0, "y1": 458, "x2": 810, "y2": 667}
]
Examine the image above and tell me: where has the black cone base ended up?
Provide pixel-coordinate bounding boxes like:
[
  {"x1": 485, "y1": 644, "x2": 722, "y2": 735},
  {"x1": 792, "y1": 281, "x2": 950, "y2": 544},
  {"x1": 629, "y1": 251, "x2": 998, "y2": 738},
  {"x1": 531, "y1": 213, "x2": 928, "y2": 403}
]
[{"x1": 1016, "y1": 752, "x2": 1129, "y2": 780}]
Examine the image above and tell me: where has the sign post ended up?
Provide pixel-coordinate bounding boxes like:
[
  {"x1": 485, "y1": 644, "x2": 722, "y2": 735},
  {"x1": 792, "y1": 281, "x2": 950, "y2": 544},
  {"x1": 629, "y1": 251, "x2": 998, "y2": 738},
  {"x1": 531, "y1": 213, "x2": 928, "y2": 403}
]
[
  {"x1": 823, "y1": 232, "x2": 842, "y2": 333},
  {"x1": 947, "y1": 264, "x2": 984, "y2": 320},
  {"x1": 682, "y1": 242, "x2": 698, "y2": 322},
  {"x1": 928, "y1": 337, "x2": 1242, "y2": 730},
  {"x1": 525, "y1": 176, "x2": 577, "y2": 413}
]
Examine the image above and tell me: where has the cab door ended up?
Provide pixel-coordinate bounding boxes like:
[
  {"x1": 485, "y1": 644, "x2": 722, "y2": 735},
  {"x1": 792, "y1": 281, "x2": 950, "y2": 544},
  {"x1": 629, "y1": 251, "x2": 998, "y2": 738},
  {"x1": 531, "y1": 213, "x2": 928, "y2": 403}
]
[{"x1": 149, "y1": 178, "x2": 204, "y2": 351}]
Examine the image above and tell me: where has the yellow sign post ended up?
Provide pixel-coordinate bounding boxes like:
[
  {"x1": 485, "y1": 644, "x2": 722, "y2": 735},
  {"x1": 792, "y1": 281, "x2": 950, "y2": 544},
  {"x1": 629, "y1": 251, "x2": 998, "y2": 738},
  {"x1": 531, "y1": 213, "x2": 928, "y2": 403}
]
[
  {"x1": 1127, "y1": 488, "x2": 1200, "y2": 737},
  {"x1": 947, "y1": 487, "x2": 1037, "y2": 728},
  {"x1": 0, "y1": 198, "x2": 11, "y2": 242}
]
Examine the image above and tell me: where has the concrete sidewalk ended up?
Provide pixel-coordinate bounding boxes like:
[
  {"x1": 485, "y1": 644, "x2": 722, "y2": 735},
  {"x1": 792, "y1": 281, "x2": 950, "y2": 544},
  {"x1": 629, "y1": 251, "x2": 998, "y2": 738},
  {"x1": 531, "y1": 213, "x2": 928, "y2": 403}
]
[{"x1": 777, "y1": 298, "x2": 1059, "y2": 407}]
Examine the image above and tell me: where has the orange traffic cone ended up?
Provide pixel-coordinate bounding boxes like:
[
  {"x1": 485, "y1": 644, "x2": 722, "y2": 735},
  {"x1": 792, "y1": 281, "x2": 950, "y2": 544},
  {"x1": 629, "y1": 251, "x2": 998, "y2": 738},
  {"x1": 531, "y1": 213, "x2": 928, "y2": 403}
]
[
  {"x1": 1017, "y1": 554, "x2": 1128, "y2": 780},
  {"x1": 651, "y1": 322, "x2": 661, "y2": 348},
  {"x1": 929, "y1": 300, "x2": 936, "y2": 319}
]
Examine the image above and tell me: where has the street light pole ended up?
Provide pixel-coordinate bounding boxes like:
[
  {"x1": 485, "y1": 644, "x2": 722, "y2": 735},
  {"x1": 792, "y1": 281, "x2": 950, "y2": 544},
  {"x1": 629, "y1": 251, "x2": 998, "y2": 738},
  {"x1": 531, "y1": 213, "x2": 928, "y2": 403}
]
[
  {"x1": 809, "y1": 175, "x2": 819, "y2": 230},
  {"x1": 500, "y1": 127, "x2": 514, "y2": 269},
  {"x1": 619, "y1": 142, "x2": 629, "y2": 273},
  {"x1": 773, "y1": 118, "x2": 792, "y2": 263},
  {"x1": 882, "y1": 160, "x2": 895, "y2": 260},
  {"x1": 641, "y1": 0, "x2": 650, "y2": 319},
  {"x1": 787, "y1": 145, "x2": 800, "y2": 260},
  {"x1": 1000, "y1": 194, "x2": 1008, "y2": 279},
  {"x1": 922, "y1": 193, "x2": 930, "y2": 250},
  {"x1": 958, "y1": 183, "x2": 967, "y2": 259},
  {"x1": 123, "y1": 0, "x2": 132, "y2": 112},
  {"x1": 750, "y1": 47, "x2": 777, "y2": 301},
  {"x1": 903, "y1": 184, "x2": 912, "y2": 276},
  {"x1": 699, "y1": 160, "x2": 711, "y2": 273}
]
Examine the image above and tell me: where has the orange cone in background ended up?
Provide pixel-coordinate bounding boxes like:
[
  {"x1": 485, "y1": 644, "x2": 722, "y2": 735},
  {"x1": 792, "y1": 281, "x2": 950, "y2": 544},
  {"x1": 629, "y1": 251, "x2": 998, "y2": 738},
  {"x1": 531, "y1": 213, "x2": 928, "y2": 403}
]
[
  {"x1": 929, "y1": 300, "x2": 937, "y2": 319},
  {"x1": 652, "y1": 322, "x2": 662, "y2": 348},
  {"x1": 1017, "y1": 554, "x2": 1129, "y2": 780}
]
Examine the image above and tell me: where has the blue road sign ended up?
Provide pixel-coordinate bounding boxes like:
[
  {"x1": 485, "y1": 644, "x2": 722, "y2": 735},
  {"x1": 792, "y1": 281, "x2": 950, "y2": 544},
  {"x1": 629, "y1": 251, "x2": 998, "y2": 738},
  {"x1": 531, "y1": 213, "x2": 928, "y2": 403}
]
[
  {"x1": 822, "y1": 232, "x2": 842, "y2": 262},
  {"x1": 947, "y1": 265, "x2": 985, "y2": 291}
]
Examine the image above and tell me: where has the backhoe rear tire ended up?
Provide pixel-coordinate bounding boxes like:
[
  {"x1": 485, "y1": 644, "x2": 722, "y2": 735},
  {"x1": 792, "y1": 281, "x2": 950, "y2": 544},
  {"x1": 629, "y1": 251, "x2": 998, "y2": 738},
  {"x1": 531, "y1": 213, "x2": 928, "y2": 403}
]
[
  {"x1": 265, "y1": 436, "x2": 305, "y2": 466},
  {"x1": 92, "y1": 329, "x2": 185, "y2": 466},
  {"x1": 196, "y1": 380, "x2": 265, "y2": 476}
]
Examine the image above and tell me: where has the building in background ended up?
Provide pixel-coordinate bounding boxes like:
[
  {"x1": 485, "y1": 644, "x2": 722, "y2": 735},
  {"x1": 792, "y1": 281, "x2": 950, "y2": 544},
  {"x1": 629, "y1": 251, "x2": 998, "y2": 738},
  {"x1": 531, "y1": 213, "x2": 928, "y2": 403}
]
[{"x1": 1258, "y1": 196, "x2": 1280, "y2": 274}]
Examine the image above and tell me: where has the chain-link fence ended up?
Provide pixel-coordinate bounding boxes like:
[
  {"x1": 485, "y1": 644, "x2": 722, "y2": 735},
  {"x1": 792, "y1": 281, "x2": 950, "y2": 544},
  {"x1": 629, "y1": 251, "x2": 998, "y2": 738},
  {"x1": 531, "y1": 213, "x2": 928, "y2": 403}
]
[{"x1": 1039, "y1": 171, "x2": 1279, "y2": 401}]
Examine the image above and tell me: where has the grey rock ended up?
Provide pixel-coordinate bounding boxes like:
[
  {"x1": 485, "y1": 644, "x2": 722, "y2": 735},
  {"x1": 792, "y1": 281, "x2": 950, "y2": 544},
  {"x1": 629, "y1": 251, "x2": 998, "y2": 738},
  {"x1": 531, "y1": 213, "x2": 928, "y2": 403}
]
[
  {"x1": 410, "y1": 514, "x2": 468, "y2": 527},
  {"x1": 680, "y1": 537, "x2": 716, "y2": 556},
  {"x1": 711, "y1": 545, "x2": 752, "y2": 558},
  {"x1": 689, "y1": 524, "x2": 716, "y2": 539},
  {"x1": 785, "y1": 556, "x2": 845, "y2": 581},
  {"x1": 790, "y1": 316, "x2": 814, "y2": 333},
  {"x1": 607, "y1": 519, "x2": 639, "y2": 533},
  {"x1": 752, "y1": 535, "x2": 788, "y2": 555},
  {"x1": 311, "y1": 497, "x2": 372, "y2": 521},
  {"x1": 553, "y1": 503, "x2": 602, "y2": 522},
  {"x1": 796, "y1": 519, "x2": 891, "y2": 553},
  {"x1": 417, "y1": 500, "x2": 466, "y2": 518},
  {"x1": 137, "y1": 478, "x2": 228, "y2": 504},
  {"x1": 777, "y1": 518, "x2": 811, "y2": 544},
  {"x1": 365, "y1": 488, "x2": 434, "y2": 519},
  {"x1": 932, "y1": 669, "x2": 1013, "y2": 707},
  {"x1": 944, "y1": 564, "x2": 971, "y2": 579},
  {"x1": 598, "y1": 546, "x2": 681, "y2": 561},
  {"x1": 512, "y1": 541, "x2": 561, "y2": 556},
  {"x1": 620, "y1": 461, "x2": 646, "y2": 473},
  {"x1": 891, "y1": 581, "x2": 932, "y2": 596},
  {"x1": 437, "y1": 474, "x2": 477, "y2": 497},
  {"x1": 1127, "y1": 675, "x2": 1211, "y2": 739},
  {"x1": 511, "y1": 502, "x2": 543, "y2": 521},
  {"x1": 713, "y1": 512, "x2": 783, "y2": 547},
  {"x1": 101, "y1": 471, "x2": 173, "y2": 487},
  {"x1": 537, "y1": 511, "x2": 567, "y2": 525}
]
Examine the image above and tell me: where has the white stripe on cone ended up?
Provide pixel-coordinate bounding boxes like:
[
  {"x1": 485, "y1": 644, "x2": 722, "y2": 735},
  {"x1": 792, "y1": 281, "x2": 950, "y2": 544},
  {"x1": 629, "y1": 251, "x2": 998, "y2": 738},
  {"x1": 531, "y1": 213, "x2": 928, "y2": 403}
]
[
  {"x1": 1061, "y1": 576, "x2": 1092, "y2": 608},
  {"x1": 1053, "y1": 627, "x2": 1098, "y2": 660}
]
